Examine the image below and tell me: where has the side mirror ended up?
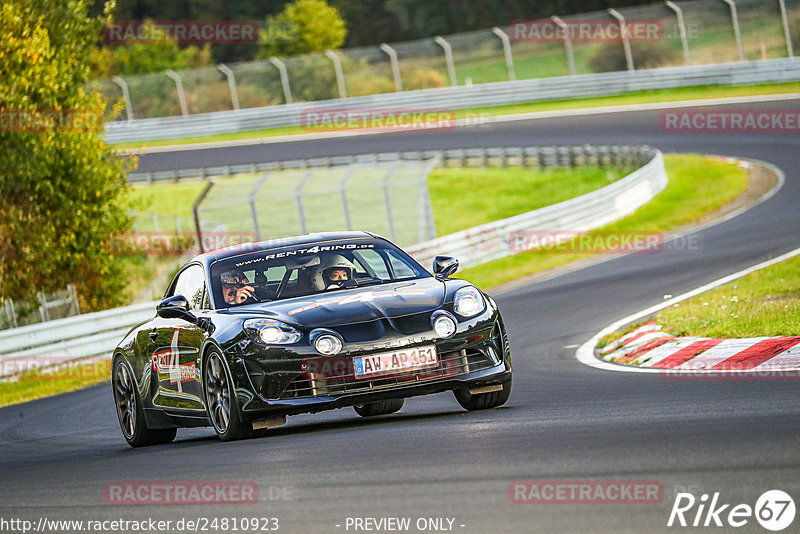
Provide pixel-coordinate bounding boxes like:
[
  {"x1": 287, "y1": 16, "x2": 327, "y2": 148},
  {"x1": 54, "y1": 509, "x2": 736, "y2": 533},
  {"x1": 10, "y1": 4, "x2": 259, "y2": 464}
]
[
  {"x1": 433, "y1": 256, "x2": 459, "y2": 278},
  {"x1": 156, "y1": 295, "x2": 195, "y2": 321}
]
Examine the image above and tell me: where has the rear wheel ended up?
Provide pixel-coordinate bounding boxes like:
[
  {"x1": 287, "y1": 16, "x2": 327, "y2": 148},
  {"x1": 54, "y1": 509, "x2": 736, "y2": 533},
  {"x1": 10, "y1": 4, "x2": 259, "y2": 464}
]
[
  {"x1": 454, "y1": 380, "x2": 511, "y2": 411},
  {"x1": 112, "y1": 357, "x2": 176, "y2": 447},
  {"x1": 353, "y1": 398, "x2": 404, "y2": 417},
  {"x1": 204, "y1": 350, "x2": 252, "y2": 441}
]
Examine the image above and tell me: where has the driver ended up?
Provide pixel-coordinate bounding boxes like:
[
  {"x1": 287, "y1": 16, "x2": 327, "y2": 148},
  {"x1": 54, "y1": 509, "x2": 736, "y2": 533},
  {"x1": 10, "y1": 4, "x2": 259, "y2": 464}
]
[
  {"x1": 221, "y1": 271, "x2": 256, "y2": 305},
  {"x1": 310, "y1": 254, "x2": 356, "y2": 291}
]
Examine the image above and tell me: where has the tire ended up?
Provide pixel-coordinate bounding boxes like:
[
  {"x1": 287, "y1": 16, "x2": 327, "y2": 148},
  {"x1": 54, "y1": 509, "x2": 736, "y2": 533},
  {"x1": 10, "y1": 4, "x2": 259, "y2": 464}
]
[
  {"x1": 454, "y1": 380, "x2": 511, "y2": 411},
  {"x1": 353, "y1": 398, "x2": 404, "y2": 417},
  {"x1": 204, "y1": 349, "x2": 252, "y2": 441},
  {"x1": 112, "y1": 357, "x2": 177, "y2": 447}
]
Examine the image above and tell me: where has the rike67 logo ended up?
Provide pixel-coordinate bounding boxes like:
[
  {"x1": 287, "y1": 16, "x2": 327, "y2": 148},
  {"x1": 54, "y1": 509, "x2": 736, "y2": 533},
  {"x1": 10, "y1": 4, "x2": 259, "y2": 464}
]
[{"x1": 668, "y1": 490, "x2": 795, "y2": 531}]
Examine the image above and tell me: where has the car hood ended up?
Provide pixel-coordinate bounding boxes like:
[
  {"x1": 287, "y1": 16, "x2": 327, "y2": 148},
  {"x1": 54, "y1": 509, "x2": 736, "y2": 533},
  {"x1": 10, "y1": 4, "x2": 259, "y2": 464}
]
[{"x1": 227, "y1": 278, "x2": 445, "y2": 328}]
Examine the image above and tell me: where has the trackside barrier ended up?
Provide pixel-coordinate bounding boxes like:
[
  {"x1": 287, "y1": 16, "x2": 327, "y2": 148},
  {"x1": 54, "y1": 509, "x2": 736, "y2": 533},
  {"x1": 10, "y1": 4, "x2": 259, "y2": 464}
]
[
  {"x1": 405, "y1": 147, "x2": 666, "y2": 268},
  {"x1": 0, "y1": 301, "x2": 157, "y2": 378},
  {"x1": 105, "y1": 58, "x2": 800, "y2": 144},
  {"x1": 0, "y1": 145, "x2": 662, "y2": 376}
]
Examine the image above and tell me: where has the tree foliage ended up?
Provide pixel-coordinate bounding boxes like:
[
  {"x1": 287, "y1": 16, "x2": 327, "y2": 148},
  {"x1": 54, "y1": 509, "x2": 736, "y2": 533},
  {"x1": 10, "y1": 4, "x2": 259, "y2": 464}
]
[
  {"x1": 259, "y1": 0, "x2": 346, "y2": 58},
  {"x1": 0, "y1": 0, "x2": 134, "y2": 311}
]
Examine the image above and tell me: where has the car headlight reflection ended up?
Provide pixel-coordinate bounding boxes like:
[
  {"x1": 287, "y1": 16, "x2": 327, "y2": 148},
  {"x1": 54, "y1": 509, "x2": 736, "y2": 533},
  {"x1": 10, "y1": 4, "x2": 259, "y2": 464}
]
[
  {"x1": 243, "y1": 318, "x2": 302, "y2": 344},
  {"x1": 433, "y1": 314, "x2": 457, "y2": 338},
  {"x1": 453, "y1": 286, "x2": 486, "y2": 317}
]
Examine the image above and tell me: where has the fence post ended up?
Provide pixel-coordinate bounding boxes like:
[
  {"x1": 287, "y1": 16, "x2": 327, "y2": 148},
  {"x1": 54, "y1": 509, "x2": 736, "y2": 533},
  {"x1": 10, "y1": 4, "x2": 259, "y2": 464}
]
[
  {"x1": 295, "y1": 170, "x2": 314, "y2": 235},
  {"x1": 381, "y1": 165, "x2": 399, "y2": 241},
  {"x1": 3, "y1": 299, "x2": 17, "y2": 328},
  {"x1": 379, "y1": 43, "x2": 403, "y2": 92},
  {"x1": 551, "y1": 16, "x2": 577, "y2": 76},
  {"x1": 721, "y1": 0, "x2": 745, "y2": 61},
  {"x1": 67, "y1": 284, "x2": 80, "y2": 315},
  {"x1": 165, "y1": 69, "x2": 189, "y2": 116},
  {"x1": 217, "y1": 64, "x2": 240, "y2": 111},
  {"x1": 111, "y1": 76, "x2": 134, "y2": 120},
  {"x1": 37, "y1": 292, "x2": 49, "y2": 322},
  {"x1": 269, "y1": 57, "x2": 293, "y2": 104},
  {"x1": 324, "y1": 50, "x2": 347, "y2": 99},
  {"x1": 434, "y1": 36, "x2": 458, "y2": 87},
  {"x1": 249, "y1": 173, "x2": 270, "y2": 241},
  {"x1": 339, "y1": 168, "x2": 357, "y2": 230},
  {"x1": 608, "y1": 9, "x2": 635, "y2": 71},
  {"x1": 779, "y1": 0, "x2": 794, "y2": 58},
  {"x1": 666, "y1": 1, "x2": 692, "y2": 65},
  {"x1": 192, "y1": 180, "x2": 215, "y2": 253},
  {"x1": 491, "y1": 27, "x2": 516, "y2": 81}
]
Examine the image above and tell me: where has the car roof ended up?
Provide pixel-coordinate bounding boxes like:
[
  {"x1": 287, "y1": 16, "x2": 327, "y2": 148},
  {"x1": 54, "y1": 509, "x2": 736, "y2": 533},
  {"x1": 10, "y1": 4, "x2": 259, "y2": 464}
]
[{"x1": 193, "y1": 231, "x2": 383, "y2": 267}]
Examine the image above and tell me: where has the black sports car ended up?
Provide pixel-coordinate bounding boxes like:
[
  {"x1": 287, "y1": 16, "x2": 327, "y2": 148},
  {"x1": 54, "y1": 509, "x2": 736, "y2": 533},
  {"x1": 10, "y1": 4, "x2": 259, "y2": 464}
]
[{"x1": 112, "y1": 231, "x2": 512, "y2": 446}]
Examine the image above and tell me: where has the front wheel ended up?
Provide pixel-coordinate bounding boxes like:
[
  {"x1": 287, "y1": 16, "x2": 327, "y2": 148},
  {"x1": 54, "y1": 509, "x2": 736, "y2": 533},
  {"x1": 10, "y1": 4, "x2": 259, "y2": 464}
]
[
  {"x1": 353, "y1": 398, "x2": 404, "y2": 417},
  {"x1": 204, "y1": 350, "x2": 251, "y2": 441},
  {"x1": 454, "y1": 380, "x2": 511, "y2": 411},
  {"x1": 112, "y1": 357, "x2": 176, "y2": 447}
]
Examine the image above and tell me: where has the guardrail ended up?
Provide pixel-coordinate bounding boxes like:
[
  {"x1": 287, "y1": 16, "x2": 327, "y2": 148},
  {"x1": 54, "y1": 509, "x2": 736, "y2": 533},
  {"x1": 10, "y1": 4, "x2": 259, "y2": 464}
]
[
  {"x1": 406, "y1": 146, "x2": 666, "y2": 268},
  {"x1": 106, "y1": 58, "x2": 800, "y2": 144},
  {"x1": 129, "y1": 144, "x2": 648, "y2": 183},
  {"x1": 0, "y1": 301, "x2": 157, "y2": 379},
  {"x1": 0, "y1": 144, "x2": 662, "y2": 378}
]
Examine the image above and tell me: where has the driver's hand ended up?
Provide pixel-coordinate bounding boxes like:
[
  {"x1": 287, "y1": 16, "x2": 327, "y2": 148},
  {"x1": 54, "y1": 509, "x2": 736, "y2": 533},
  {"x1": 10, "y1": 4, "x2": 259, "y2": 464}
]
[{"x1": 232, "y1": 285, "x2": 255, "y2": 304}]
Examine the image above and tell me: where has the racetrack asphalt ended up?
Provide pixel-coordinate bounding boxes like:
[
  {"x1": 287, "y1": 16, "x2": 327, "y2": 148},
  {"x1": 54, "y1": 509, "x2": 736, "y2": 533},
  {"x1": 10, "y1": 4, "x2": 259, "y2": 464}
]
[{"x1": 2, "y1": 99, "x2": 799, "y2": 533}]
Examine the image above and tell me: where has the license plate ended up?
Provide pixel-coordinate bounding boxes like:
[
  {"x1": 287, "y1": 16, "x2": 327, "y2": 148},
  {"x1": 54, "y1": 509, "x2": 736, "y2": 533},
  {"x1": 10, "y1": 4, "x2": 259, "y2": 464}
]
[{"x1": 353, "y1": 345, "x2": 438, "y2": 379}]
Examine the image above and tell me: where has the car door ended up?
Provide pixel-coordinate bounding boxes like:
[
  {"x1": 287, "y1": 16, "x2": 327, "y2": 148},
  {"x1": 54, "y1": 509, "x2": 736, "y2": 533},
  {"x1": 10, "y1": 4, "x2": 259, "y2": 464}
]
[{"x1": 150, "y1": 263, "x2": 208, "y2": 412}]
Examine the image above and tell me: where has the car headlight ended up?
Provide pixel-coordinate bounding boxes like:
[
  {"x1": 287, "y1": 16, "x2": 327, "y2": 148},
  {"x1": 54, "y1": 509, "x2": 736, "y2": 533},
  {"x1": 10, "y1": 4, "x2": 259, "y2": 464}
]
[
  {"x1": 453, "y1": 286, "x2": 485, "y2": 317},
  {"x1": 244, "y1": 318, "x2": 302, "y2": 344},
  {"x1": 431, "y1": 311, "x2": 457, "y2": 338},
  {"x1": 309, "y1": 329, "x2": 344, "y2": 355}
]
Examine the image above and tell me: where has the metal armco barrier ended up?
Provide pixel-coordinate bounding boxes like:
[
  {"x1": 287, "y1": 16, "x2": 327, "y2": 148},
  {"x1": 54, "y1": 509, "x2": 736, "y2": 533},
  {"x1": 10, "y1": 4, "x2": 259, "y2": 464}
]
[
  {"x1": 406, "y1": 147, "x2": 666, "y2": 268},
  {"x1": 0, "y1": 145, "x2": 662, "y2": 376},
  {"x1": 105, "y1": 58, "x2": 800, "y2": 144}
]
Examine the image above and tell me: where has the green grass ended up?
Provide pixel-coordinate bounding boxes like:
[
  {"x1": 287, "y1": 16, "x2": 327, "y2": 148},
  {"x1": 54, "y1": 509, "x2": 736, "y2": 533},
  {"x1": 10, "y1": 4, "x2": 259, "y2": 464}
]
[
  {"x1": 0, "y1": 360, "x2": 111, "y2": 408},
  {"x1": 456, "y1": 154, "x2": 750, "y2": 289},
  {"x1": 111, "y1": 81, "x2": 800, "y2": 149},
  {"x1": 654, "y1": 255, "x2": 800, "y2": 338},
  {"x1": 428, "y1": 166, "x2": 631, "y2": 235}
]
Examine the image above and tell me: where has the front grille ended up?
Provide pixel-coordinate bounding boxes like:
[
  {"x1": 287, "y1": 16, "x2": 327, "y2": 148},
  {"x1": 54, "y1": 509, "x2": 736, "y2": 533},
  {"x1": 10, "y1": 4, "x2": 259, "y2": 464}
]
[{"x1": 277, "y1": 347, "x2": 494, "y2": 399}]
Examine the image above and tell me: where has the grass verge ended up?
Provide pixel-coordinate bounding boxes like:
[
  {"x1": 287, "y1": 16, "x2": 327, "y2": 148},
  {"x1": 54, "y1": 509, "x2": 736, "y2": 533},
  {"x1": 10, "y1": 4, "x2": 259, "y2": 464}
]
[
  {"x1": 653, "y1": 255, "x2": 800, "y2": 338},
  {"x1": 112, "y1": 82, "x2": 800, "y2": 149},
  {"x1": 457, "y1": 154, "x2": 751, "y2": 289},
  {"x1": 0, "y1": 360, "x2": 111, "y2": 409}
]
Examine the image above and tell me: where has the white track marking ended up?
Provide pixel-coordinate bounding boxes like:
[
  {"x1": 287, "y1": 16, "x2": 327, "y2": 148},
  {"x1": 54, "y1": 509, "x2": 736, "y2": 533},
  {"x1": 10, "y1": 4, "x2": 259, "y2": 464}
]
[
  {"x1": 576, "y1": 246, "x2": 800, "y2": 373},
  {"x1": 624, "y1": 337, "x2": 708, "y2": 367},
  {"x1": 673, "y1": 338, "x2": 767, "y2": 370}
]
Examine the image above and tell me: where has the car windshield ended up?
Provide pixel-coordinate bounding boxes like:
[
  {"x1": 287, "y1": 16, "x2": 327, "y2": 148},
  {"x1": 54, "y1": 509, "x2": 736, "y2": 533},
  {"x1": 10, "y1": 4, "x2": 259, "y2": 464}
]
[{"x1": 209, "y1": 240, "x2": 430, "y2": 308}]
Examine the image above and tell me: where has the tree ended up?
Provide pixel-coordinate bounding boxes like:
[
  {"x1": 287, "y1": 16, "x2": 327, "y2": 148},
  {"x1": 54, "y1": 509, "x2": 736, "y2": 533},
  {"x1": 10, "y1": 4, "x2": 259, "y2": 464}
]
[
  {"x1": 0, "y1": 0, "x2": 134, "y2": 311},
  {"x1": 259, "y1": 0, "x2": 346, "y2": 58}
]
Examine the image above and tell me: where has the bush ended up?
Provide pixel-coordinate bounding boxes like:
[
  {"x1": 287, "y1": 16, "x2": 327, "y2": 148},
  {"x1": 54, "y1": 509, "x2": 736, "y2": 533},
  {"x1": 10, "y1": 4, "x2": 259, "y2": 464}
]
[
  {"x1": 0, "y1": 0, "x2": 134, "y2": 311},
  {"x1": 589, "y1": 42, "x2": 679, "y2": 73},
  {"x1": 349, "y1": 74, "x2": 396, "y2": 96},
  {"x1": 403, "y1": 67, "x2": 448, "y2": 90}
]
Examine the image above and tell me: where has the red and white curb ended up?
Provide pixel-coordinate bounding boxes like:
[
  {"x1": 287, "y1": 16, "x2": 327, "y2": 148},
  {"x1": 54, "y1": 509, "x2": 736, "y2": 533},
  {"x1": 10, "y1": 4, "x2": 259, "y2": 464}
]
[
  {"x1": 576, "y1": 245, "x2": 800, "y2": 374},
  {"x1": 600, "y1": 321, "x2": 800, "y2": 371}
]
